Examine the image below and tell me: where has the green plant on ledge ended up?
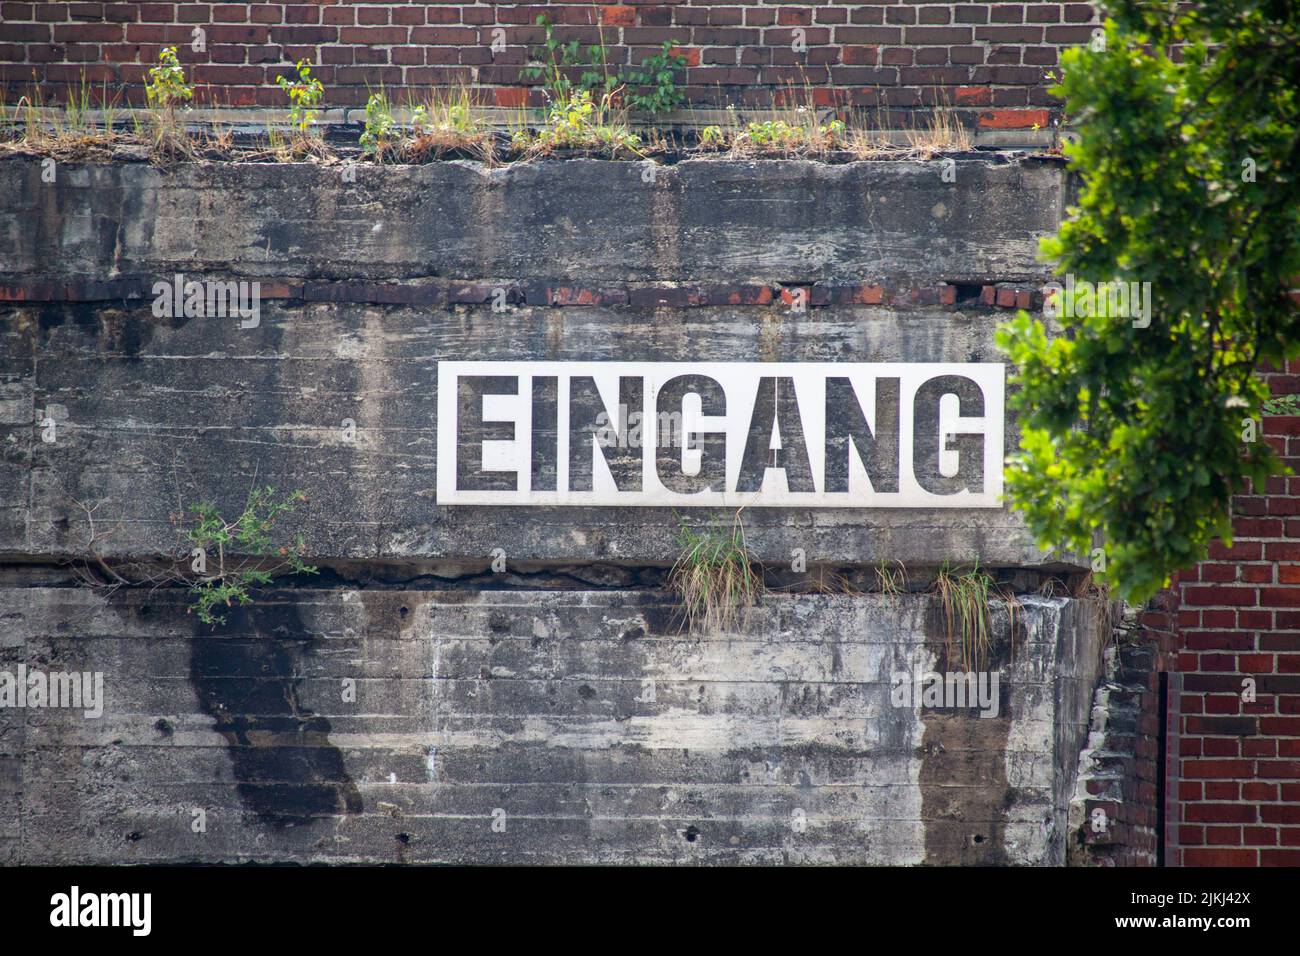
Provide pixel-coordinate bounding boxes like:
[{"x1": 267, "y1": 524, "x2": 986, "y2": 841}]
[
  {"x1": 145, "y1": 46, "x2": 192, "y2": 114},
  {"x1": 142, "y1": 46, "x2": 193, "y2": 157},
  {"x1": 522, "y1": 16, "x2": 620, "y2": 107},
  {"x1": 874, "y1": 559, "x2": 908, "y2": 596},
  {"x1": 669, "y1": 513, "x2": 764, "y2": 636},
  {"x1": 514, "y1": 88, "x2": 642, "y2": 157},
  {"x1": 622, "y1": 41, "x2": 688, "y2": 115},
  {"x1": 932, "y1": 562, "x2": 1018, "y2": 673},
  {"x1": 359, "y1": 90, "x2": 396, "y2": 158},
  {"x1": 277, "y1": 60, "x2": 324, "y2": 136},
  {"x1": 735, "y1": 117, "x2": 846, "y2": 155},
  {"x1": 179, "y1": 486, "x2": 318, "y2": 625},
  {"x1": 522, "y1": 17, "x2": 686, "y2": 117}
]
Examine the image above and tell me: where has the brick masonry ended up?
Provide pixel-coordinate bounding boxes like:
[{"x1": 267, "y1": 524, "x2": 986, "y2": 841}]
[
  {"x1": 0, "y1": 2, "x2": 1100, "y2": 125},
  {"x1": 1072, "y1": 360, "x2": 1300, "y2": 868},
  {"x1": 1166, "y1": 359, "x2": 1300, "y2": 868}
]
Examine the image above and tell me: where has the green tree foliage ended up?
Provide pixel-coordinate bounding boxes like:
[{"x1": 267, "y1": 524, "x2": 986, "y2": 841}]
[{"x1": 997, "y1": 2, "x2": 1300, "y2": 601}]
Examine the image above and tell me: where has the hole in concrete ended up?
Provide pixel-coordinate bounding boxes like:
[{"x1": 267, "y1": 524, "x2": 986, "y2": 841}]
[
  {"x1": 973, "y1": 834, "x2": 985, "y2": 844},
  {"x1": 398, "y1": 605, "x2": 409, "y2": 619},
  {"x1": 154, "y1": 718, "x2": 173, "y2": 737},
  {"x1": 684, "y1": 825, "x2": 700, "y2": 843},
  {"x1": 578, "y1": 684, "x2": 596, "y2": 699},
  {"x1": 125, "y1": 832, "x2": 142, "y2": 843},
  {"x1": 396, "y1": 833, "x2": 410, "y2": 845}
]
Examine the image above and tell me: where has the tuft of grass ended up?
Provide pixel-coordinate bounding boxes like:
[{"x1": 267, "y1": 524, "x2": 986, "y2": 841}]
[
  {"x1": 669, "y1": 513, "x2": 764, "y2": 636},
  {"x1": 932, "y1": 561, "x2": 1002, "y2": 672},
  {"x1": 874, "y1": 559, "x2": 908, "y2": 595},
  {"x1": 402, "y1": 84, "x2": 495, "y2": 164},
  {"x1": 903, "y1": 103, "x2": 972, "y2": 157},
  {"x1": 1070, "y1": 570, "x2": 1115, "y2": 647},
  {"x1": 4, "y1": 78, "x2": 127, "y2": 160}
]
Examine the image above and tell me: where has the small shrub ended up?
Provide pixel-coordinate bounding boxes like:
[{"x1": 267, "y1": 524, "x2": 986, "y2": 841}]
[
  {"x1": 277, "y1": 60, "x2": 324, "y2": 136},
  {"x1": 522, "y1": 16, "x2": 620, "y2": 106},
  {"x1": 181, "y1": 486, "x2": 318, "y2": 625},
  {"x1": 145, "y1": 47, "x2": 192, "y2": 113},
  {"x1": 359, "y1": 90, "x2": 396, "y2": 158},
  {"x1": 623, "y1": 42, "x2": 688, "y2": 115},
  {"x1": 142, "y1": 47, "x2": 193, "y2": 158}
]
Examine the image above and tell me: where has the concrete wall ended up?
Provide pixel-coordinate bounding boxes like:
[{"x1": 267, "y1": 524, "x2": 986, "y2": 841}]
[
  {"x1": 0, "y1": 154, "x2": 1071, "y2": 568},
  {"x1": 0, "y1": 153, "x2": 1112, "y2": 865},
  {"x1": 3, "y1": 585, "x2": 1104, "y2": 865}
]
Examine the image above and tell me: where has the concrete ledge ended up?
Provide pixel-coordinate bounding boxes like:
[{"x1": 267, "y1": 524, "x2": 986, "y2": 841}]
[{"x1": 0, "y1": 155, "x2": 1065, "y2": 284}]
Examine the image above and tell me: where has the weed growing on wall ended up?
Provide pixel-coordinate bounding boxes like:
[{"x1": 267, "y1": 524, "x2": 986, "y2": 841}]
[
  {"x1": 141, "y1": 47, "x2": 193, "y2": 158},
  {"x1": 521, "y1": 17, "x2": 686, "y2": 116},
  {"x1": 932, "y1": 562, "x2": 1019, "y2": 673},
  {"x1": 179, "y1": 487, "x2": 318, "y2": 625},
  {"x1": 670, "y1": 514, "x2": 764, "y2": 636},
  {"x1": 277, "y1": 60, "x2": 324, "y2": 137},
  {"x1": 622, "y1": 42, "x2": 689, "y2": 115},
  {"x1": 359, "y1": 90, "x2": 396, "y2": 159},
  {"x1": 512, "y1": 88, "x2": 642, "y2": 157}
]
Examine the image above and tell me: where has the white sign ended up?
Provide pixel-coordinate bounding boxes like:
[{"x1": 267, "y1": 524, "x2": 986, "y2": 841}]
[{"x1": 436, "y1": 361, "x2": 1004, "y2": 508}]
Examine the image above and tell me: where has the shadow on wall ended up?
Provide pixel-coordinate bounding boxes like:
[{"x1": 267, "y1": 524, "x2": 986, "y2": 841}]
[{"x1": 188, "y1": 601, "x2": 362, "y2": 826}]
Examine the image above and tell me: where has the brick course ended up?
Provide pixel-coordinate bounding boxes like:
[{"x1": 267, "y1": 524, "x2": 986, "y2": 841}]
[{"x1": 0, "y1": 2, "x2": 1098, "y2": 121}]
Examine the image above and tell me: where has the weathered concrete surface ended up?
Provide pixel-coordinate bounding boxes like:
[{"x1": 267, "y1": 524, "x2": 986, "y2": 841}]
[
  {"x1": 0, "y1": 155, "x2": 1109, "y2": 867},
  {"x1": 0, "y1": 156, "x2": 1065, "y2": 284},
  {"x1": 2, "y1": 587, "x2": 1105, "y2": 865},
  {"x1": 2, "y1": 300, "x2": 1063, "y2": 566},
  {"x1": 0, "y1": 156, "x2": 1076, "y2": 568}
]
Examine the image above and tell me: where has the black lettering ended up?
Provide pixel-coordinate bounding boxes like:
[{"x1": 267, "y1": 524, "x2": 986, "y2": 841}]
[
  {"x1": 531, "y1": 375, "x2": 558, "y2": 492},
  {"x1": 568, "y1": 376, "x2": 643, "y2": 492},
  {"x1": 656, "y1": 374, "x2": 726, "y2": 494}
]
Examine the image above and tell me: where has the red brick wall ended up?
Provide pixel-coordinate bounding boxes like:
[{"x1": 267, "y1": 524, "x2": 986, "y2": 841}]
[
  {"x1": 1172, "y1": 359, "x2": 1300, "y2": 866},
  {"x1": 0, "y1": 1, "x2": 1098, "y2": 125}
]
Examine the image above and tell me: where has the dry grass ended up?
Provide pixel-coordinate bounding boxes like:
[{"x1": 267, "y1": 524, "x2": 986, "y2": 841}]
[
  {"x1": 2, "y1": 81, "x2": 130, "y2": 160},
  {"x1": 875, "y1": 559, "x2": 908, "y2": 595},
  {"x1": 399, "y1": 84, "x2": 496, "y2": 163},
  {"x1": 932, "y1": 561, "x2": 1018, "y2": 672},
  {"x1": 903, "y1": 104, "x2": 972, "y2": 157},
  {"x1": 669, "y1": 513, "x2": 765, "y2": 636}
]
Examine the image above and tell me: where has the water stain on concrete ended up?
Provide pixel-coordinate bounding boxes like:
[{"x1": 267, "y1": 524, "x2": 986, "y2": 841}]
[{"x1": 189, "y1": 601, "x2": 362, "y2": 827}]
